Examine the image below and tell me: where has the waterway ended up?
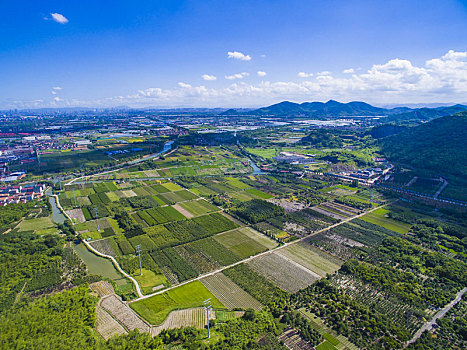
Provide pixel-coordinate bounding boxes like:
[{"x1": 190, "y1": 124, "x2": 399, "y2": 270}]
[
  {"x1": 46, "y1": 189, "x2": 66, "y2": 224},
  {"x1": 249, "y1": 158, "x2": 265, "y2": 175},
  {"x1": 72, "y1": 242, "x2": 129, "y2": 287},
  {"x1": 127, "y1": 140, "x2": 174, "y2": 165}
]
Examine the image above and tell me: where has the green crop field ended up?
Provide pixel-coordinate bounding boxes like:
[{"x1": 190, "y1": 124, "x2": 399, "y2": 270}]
[
  {"x1": 162, "y1": 182, "x2": 183, "y2": 192},
  {"x1": 133, "y1": 268, "x2": 169, "y2": 294},
  {"x1": 361, "y1": 208, "x2": 411, "y2": 234},
  {"x1": 130, "y1": 280, "x2": 225, "y2": 324},
  {"x1": 245, "y1": 188, "x2": 273, "y2": 199},
  {"x1": 225, "y1": 177, "x2": 251, "y2": 190},
  {"x1": 179, "y1": 199, "x2": 219, "y2": 216},
  {"x1": 214, "y1": 227, "x2": 275, "y2": 259},
  {"x1": 128, "y1": 234, "x2": 158, "y2": 251},
  {"x1": 146, "y1": 206, "x2": 186, "y2": 224}
]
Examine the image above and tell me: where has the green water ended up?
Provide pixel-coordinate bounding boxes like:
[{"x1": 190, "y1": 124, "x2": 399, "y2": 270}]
[
  {"x1": 46, "y1": 189, "x2": 66, "y2": 224},
  {"x1": 73, "y1": 243, "x2": 129, "y2": 287}
]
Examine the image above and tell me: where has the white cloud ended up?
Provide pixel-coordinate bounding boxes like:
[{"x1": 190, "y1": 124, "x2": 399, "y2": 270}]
[
  {"x1": 343, "y1": 68, "x2": 354, "y2": 74},
  {"x1": 298, "y1": 72, "x2": 313, "y2": 78},
  {"x1": 53, "y1": 97, "x2": 61, "y2": 102},
  {"x1": 257, "y1": 71, "x2": 267, "y2": 77},
  {"x1": 317, "y1": 71, "x2": 331, "y2": 76},
  {"x1": 5, "y1": 50, "x2": 467, "y2": 109},
  {"x1": 202, "y1": 74, "x2": 217, "y2": 81},
  {"x1": 225, "y1": 72, "x2": 250, "y2": 80},
  {"x1": 50, "y1": 13, "x2": 68, "y2": 24},
  {"x1": 227, "y1": 51, "x2": 251, "y2": 61},
  {"x1": 51, "y1": 86, "x2": 62, "y2": 95},
  {"x1": 178, "y1": 82, "x2": 192, "y2": 88}
]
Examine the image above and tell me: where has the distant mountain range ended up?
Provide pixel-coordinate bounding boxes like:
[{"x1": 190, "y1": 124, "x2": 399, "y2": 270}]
[
  {"x1": 5, "y1": 100, "x2": 467, "y2": 124},
  {"x1": 222, "y1": 100, "x2": 467, "y2": 123}
]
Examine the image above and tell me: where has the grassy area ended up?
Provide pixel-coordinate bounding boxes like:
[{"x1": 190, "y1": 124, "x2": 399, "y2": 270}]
[
  {"x1": 130, "y1": 280, "x2": 225, "y2": 324},
  {"x1": 316, "y1": 341, "x2": 338, "y2": 350},
  {"x1": 179, "y1": 199, "x2": 218, "y2": 216},
  {"x1": 133, "y1": 268, "x2": 169, "y2": 294},
  {"x1": 17, "y1": 217, "x2": 55, "y2": 232},
  {"x1": 214, "y1": 227, "x2": 276, "y2": 259},
  {"x1": 361, "y1": 208, "x2": 411, "y2": 234},
  {"x1": 245, "y1": 147, "x2": 278, "y2": 159}
]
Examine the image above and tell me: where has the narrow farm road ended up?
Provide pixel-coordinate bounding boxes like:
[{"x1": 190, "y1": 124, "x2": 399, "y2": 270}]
[
  {"x1": 131, "y1": 201, "x2": 392, "y2": 302},
  {"x1": 405, "y1": 287, "x2": 467, "y2": 348}
]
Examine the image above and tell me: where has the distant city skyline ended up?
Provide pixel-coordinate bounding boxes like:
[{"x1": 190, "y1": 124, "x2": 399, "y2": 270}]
[{"x1": 1, "y1": 1, "x2": 467, "y2": 108}]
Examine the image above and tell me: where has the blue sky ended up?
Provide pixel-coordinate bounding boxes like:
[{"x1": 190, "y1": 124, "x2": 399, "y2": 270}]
[{"x1": 1, "y1": 0, "x2": 467, "y2": 108}]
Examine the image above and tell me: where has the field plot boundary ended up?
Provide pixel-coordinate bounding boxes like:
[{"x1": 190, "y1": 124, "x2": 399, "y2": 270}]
[
  {"x1": 151, "y1": 307, "x2": 214, "y2": 336},
  {"x1": 96, "y1": 305, "x2": 128, "y2": 340},
  {"x1": 278, "y1": 243, "x2": 343, "y2": 277},
  {"x1": 131, "y1": 202, "x2": 390, "y2": 302},
  {"x1": 200, "y1": 272, "x2": 263, "y2": 311},
  {"x1": 247, "y1": 252, "x2": 320, "y2": 293}
]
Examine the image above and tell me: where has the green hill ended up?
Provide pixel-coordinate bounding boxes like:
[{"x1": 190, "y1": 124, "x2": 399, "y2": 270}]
[{"x1": 381, "y1": 113, "x2": 467, "y2": 179}]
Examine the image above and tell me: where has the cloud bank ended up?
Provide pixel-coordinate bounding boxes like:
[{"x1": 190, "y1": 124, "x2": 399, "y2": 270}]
[{"x1": 5, "y1": 50, "x2": 467, "y2": 108}]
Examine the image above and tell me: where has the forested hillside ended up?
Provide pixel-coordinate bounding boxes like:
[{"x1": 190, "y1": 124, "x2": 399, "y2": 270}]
[{"x1": 381, "y1": 113, "x2": 467, "y2": 179}]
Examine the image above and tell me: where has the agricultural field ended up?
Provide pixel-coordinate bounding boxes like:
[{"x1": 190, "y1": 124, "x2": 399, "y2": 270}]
[
  {"x1": 17, "y1": 216, "x2": 56, "y2": 232},
  {"x1": 101, "y1": 294, "x2": 150, "y2": 332},
  {"x1": 108, "y1": 146, "x2": 252, "y2": 180},
  {"x1": 247, "y1": 252, "x2": 321, "y2": 293},
  {"x1": 152, "y1": 307, "x2": 212, "y2": 336},
  {"x1": 200, "y1": 273, "x2": 263, "y2": 311},
  {"x1": 360, "y1": 207, "x2": 412, "y2": 233},
  {"x1": 214, "y1": 227, "x2": 277, "y2": 259},
  {"x1": 298, "y1": 309, "x2": 359, "y2": 350},
  {"x1": 278, "y1": 243, "x2": 343, "y2": 277},
  {"x1": 177, "y1": 199, "x2": 219, "y2": 216},
  {"x1": 130, "y1": 281, "x2": 225, "y2": 325}
]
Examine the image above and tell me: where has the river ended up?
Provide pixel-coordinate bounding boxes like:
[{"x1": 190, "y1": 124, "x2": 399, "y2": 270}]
[
  {"x1": 46, "y1": 189, "x2": 66, "y2": 224},
  {"x1": 249, "y1": 158, "x2": 265, "y2": 175}
]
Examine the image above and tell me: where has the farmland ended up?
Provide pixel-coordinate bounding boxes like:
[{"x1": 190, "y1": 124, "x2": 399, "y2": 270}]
[
  {"x1": 247, "y1": 252, "x2": 321, "y2": 293},
  {"x1": 360, "y1": 207, "x2": 412, "y2": 233},
  {"x1": 278, "y1": 243, "x2": 343, "y2": 277},
  {"x1": 200, "y1": 273, "x2": 263, "y2": 311},
  {"x1": 214, "y1": 227, "x2": 277, "y2": 259},
  {"x1": 129, "y1": 281, "x2": 225, "y2": 325}
]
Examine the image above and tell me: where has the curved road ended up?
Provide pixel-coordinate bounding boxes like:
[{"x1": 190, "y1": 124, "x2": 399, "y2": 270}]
[{"x1": 405, "y1": 287, "x2": 467, "y2": 347}]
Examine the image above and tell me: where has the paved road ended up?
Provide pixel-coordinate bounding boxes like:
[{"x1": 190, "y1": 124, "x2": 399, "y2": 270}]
[
  {"x1": 433, "y1": 178, "x2": 448, "y2": 199},
  {"x1": 130, "y1": 201, "x2": 391, "y2": 302},
  {"x1": 405, "y1": 287, "x2": 467, "y2": 347}
]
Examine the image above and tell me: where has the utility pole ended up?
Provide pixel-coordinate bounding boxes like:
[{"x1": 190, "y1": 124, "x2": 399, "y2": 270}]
[
  {"x1": 73, "y1": 188, "x2": 77, "y2": 207},
  {"x1": 136, "y1": 244, "x2": 143, "y2": 276},
  {"x1": 95, "y1": 208, "x2": 99, "y2": 231},
  {"x1": 204, "y1": 298, "x2": 212, "y2": 339}
]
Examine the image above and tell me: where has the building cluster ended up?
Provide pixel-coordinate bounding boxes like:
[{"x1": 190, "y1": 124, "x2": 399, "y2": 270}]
[
  {"x1": 0, "y1": 183, "x2": 46, "y2": 205},
  {"x1": 273, "y1": 152, "x2": 316, "y2": 165},
  {"x1": 326, "y1": 165, "x2": 392, "y2": 185}
]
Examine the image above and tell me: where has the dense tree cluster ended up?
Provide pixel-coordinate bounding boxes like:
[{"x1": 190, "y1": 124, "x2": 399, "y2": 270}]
[{"x1": 230, "y1": 199, "x2": 285, "y2": 224}]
